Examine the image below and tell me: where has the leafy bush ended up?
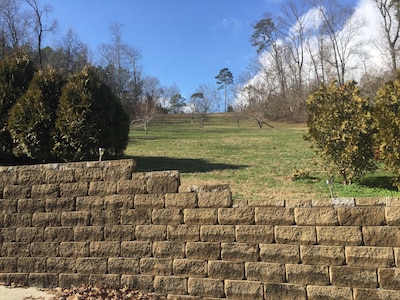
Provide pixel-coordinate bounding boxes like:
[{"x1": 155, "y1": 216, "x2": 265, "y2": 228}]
[
  {"x1": 374, "y1": 73, "x2": 400, "y2": 189},
  {"x1": 305, "y1": 80, "x2": 376, "y2": 184},
  {"x1": 0, "y1": 55, "x2": 36, "y2": 161},
  {"x1": 8, "y1": 67, "x2": 65, "y2": 161},
  {"x1": 54, "y1": 66, "x2": 129, "y2": 161}
]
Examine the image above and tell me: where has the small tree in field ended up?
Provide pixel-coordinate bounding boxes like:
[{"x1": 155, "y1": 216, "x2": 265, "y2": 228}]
[
  {"x1": 305, "y1": 80, "x2": 376, "y2": 185},
  {"x1": 374, "y1": 72, "x2": 400, "y2": 189}
]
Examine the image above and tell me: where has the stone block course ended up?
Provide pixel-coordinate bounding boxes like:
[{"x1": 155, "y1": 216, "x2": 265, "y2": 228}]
[
  {"x1": 200, "y1": 225, "x2": 235, "y2": 242},
  {"x1": 167, "y1": 225, "x2": 200, "y2": 242},
  {"x1": 121, "y1": 241, "x2": 152, "y2": 258},
  {"x1": 330, "y1": 266, "x2": 378, "y2": 288},
  {"x1": 286, "y1": 264, "x2": 330, "y2": 286},
  {"x1": 197, "y1": 191, "x2": 231, "y2": 208},
  {"x1": 316, "y1": 226, "x2": 363, "y2": 246},
  {"x1": 337, "y1": 207, "x2": 385, "y2": 226},
  {"x1": 362, "y1": 226, "x2": 400, "y2": 247},
  {"x1": 260, "y1": 243, "x2": 300, "y2": 264},
  {"x1": 218, "y1": 207, "x2": 254, "y2": 225},
  {"x1": 187, "y1": 278, "x2": 225, "y2": 298},
  {"x1": 4, "y1": 213, "x2": 32, "y2": 229},
  {"x1": 294, "y1": 207, "x2": 338, "y2": 225},
  {"x1": 221, "y1": 243, "x2": 259, "y2": 262},
  {"x1": 224, "y1": 280, "x2": 263, "y2": 300},
  {"x1": 184, "y1": 208, "x2": 218, "y2": 225},
  {"x1": 345, "y1": 246, "x2": 394, "y2": 268},
  {"x1": 300, "y1": 245, "x2": 345, "y2": 265},
  {"x1": 255, "y1": 207, "x2": 294, "y2": 225},
  {"x1": 306, "y1": 285, "x2": 353, "y2": 300},
  {"x1": 264, "y1": 283, "x2": 306, "y2": 300},
  {"x1": 235, "y1": 225, "x2": 274, "y2": 243},
  {"x1": 275, "y1": 226, "x2": 317, "y2": 245},
  {"x1": 173, "y1": 259, "x2": 207, "y2": 277},
  {"x1": 208, "y1": 261, "x2": 244, "y2": 280}
]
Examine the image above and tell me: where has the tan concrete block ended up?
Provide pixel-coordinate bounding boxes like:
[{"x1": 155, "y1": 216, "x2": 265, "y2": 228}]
[
  {"x1": 218, "y1": 208, "x2": 254, "y2": 225},
  {"x1": 386, "y1": 197, "x2": 400, "y2": 206},
  {"x1": 117, "y1": 179, "x2": 146, "y2": 195},
  {"x1": 152, "y1": 209, "x2": 183, "y2": 225},
  {"x1": 28, "y1": 273, "x2": 58, "y2": 288},
  {"x1": 121, "y1": 241, "x2": 152, "y2": 258},
  {"x1": 121, "y1": 275, "x2": 154, "y2": 293},
  {"x1": 294, "y1": 207, "x2": 338, "y2": 225},
  {"x1": 0, "y1": 199, "x2": 17, "y2": 213},
  {"x1": 73, "y1": 226, "x2": 103, "y2": 242},
  {"x1": 385, "y1": 207, "x2": 400, "y2": 225},
  {"x1": 61, "y1": 211, "x2": 91, "y2": 226},
  {"x1": 31, "y1": 184, "x2": 59, "y2": 198},
  {"x1": 245, "y1": 262, "x2": 285, "y2": 282},
  {"x1": 75, "y1": 196, "x2": 104, "y2": 210},
  {"x1": 337, "y1": 207, "x2": 385, "y2": 225},
  {"x1": 0, "y1": 228, "x2": 15, "y2": 242},
  {"x1": 15, "y1": 227, "x2": 44, "y2": 243},
  {"x1": 32, "y1": 212, "x2": 60, "y2": 227},
  {"x1": 89, "y1": 241, "x2": 120, "y2": 257},
  {"x1": 121, "y1": 209, "x2": 152, "y2": 225},
  {"x1": 286, "y1": 264, "x2": 330, "y2": 285},
  {"x1": 153, "y1": 242, "x2": 185, "y2": 258},
  {"x1": 45, "y1": 197, "x2": 75, "y2": 212},
  {"x1": 45, "y1": 169, "x2": 74, "y2": 184},
  {"x1": 108, "y1": 258, "x2": 139, "y2": 274},
  {"x1": 103, "y1": 161, "x2": 134, "y2": 181},
  {"x1": 17, "y1": 257, "x2": 46, "y2": 273},
  {"x1": 134, "y1": 193, "x2": 164, "y2": 209},
  {"x1": 1, "y1": 242, "x2": 30, "y2": 257},
  {"x1": 208, "y1": 260, "x2": 244, "y2": 280},
  {"x1": 300, "y1": 245, "x2": 345, "y2": 265},
  {"x1": 146, "y1": 170, "x2": 180, "y2": 194},
  {"x1": 173, "y1": 259, "x2": 207, "y2": 277},
  {"x1": 188, "y1": 278, "x2": 225, "y2": 298},
  {"x1": 260, "y1": 244, "x2": 300, "y2": 264},
  {"x1": 59, "y1": 182, "x2": 88, "y2": 197},
  {"x1": 3, "y1": 185, "x2": 30, "y2": 199},
  {"x1": 165, "y1": 192, "x2": 197, "y2": 208},
  {"x1": 363, "y1": 226, "x2": 400, "y2": 247},
  {"x1": 89, "y1": 274, "x2": 120, "y2": 288},
  {"x1": 140, "y1": 258, "x2": 173, "y2": 275},
  {"x1": 88, "y1": 181, "x2": 117, "y2": 196},
  {"x1": 74, "y1": 167, "x2": 102, "y2": 182},
  {"x1": 221, "y1": 243, "x2": 259, "y2": 262},
  {"x1": 346, "y1": 246, "x2": 394, "y2": 267},
  {"x1": 104, "y1": 225, "x2": 135, "y2": 241},
  {"x1": 264, "y1": 283, "x2": 306, "y2": 300},
  {"x1": 30, "y1": 242, "x2": 59, "y2": 257},
  {"x1": 90, "y1": 209, "x2": 120, "y2": 226},
  {"x1": 307, "y1": 285, "x2": 353, "y2": 300},
  {"x1": 58, "y1": 274, "x2": 89, "y2": 289},
  {"x1": 47, "y1": 258, "x2": 76, "y2": 273},
  {"x1": 224, "y1": 280, "x2": 263, "y2": 300},
  {"x1": 104, "y1": 194, "x2": 133, "y2": 210},
  {"x1": 154, "y1": 276, "x2": 187, "y2": 295},
  {"x1": 247, "y1": 199, "x2": 285, "y2": 207},
  {"x1": 76, "y1": 258, "x2": 107, "y2": 274},
  {"x1": 200, "y1": 225, "x2": 235, "y2": 242},
  {"x1": 17, "y1": 198, "x2": 45, "y2": 213},
  {"x1": 186, "y1": 242, "x2": 221, "y2": 260},
  {"x1": 354, "y1": 288, "x2": 400, "y2": 300},
  {"x1": 59, "y1": 242, "x2": 89, "y2": 257},
  {"x1": 4, "y1": 213, "x2": 31, "y2": 227},
  {"x1": 255, "y1": 207, "x2": 294, "y2": 225},
  {"x1": 135, "y1": 225, "x2": 167, "y2": 241},
  {"x1": 0, "y1": 273, "x2": 28, "y2": 286},
  {"x1": 17, "y1": 170, "x2": 45, "y2": 185},
  {"x1": 167, "y1": 225, "x2": 200, "y2": 242},
  {"x1": 197, "y1": 191, "x2": 232, "y2": 208},
  {"x1": 236, "y1": 225, "x2": 274, "y2": 243},
  {"x1": 184, "y1": 208, "x2": 218, "y2": 225},
  {"x1": 330, "y1": 266, "x2": 377, "y2": 288},
  {"x1": 285, "y1": 199, "x2": 312, "y2": 208},
  {"x1": 378, "y1": 268, "x2": 400, "y2": 290},
  {"x1": 316, "y1": 226, "x2": 362, "y2": 246},
  {"x1": 275, "y1": 226, "x2": 317, "y2": 245},
  {"x1": 0, "y1": 258, "x2": 17, "y2": 272}
]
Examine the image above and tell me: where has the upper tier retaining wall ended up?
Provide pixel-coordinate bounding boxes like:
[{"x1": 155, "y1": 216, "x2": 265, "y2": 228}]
[{"x1": 1, "y1": 159, "x2": 400, "y2": 299}]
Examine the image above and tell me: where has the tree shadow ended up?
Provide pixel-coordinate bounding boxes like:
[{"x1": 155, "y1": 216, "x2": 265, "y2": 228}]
[
  {"x1": 359, "y1": 176, "x2": 398, "y2": 191},
  {"x1": 125, "y1": 156, "x2": 247, "y2": 173}
]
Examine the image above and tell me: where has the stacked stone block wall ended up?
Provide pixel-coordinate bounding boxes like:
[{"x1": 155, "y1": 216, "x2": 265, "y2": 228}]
[{"x1": 1, "y1": 159, "x2": 400, "y2": 299}]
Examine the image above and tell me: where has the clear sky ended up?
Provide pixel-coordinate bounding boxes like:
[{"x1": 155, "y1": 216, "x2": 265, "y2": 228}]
[{"x1": 47, "y1": 0, "x2": 358, "y2": 102}]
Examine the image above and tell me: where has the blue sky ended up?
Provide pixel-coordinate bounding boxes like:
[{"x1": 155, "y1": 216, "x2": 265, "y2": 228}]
[{"x1": 48, "y1": 0, "x2": 358, "y2": 102}]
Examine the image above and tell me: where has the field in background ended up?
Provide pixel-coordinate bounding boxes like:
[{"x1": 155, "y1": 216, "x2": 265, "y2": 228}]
[{"x1": 125, "y1": 113, "x2": 400, "y2": 202}]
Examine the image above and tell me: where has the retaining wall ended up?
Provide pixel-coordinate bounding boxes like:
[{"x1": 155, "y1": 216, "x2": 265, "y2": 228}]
[{"x1": 1, "y1": 159, "x2": 400, "y2": 299}]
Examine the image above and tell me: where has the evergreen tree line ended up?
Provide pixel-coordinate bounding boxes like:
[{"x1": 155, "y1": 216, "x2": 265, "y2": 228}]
[{"x1": 0, "y1": 54, "x2": 130, "y2": 163}]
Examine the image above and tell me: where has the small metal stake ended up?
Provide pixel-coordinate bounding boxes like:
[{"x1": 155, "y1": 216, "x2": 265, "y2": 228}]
[{"x1": 326, "y1": 179, "x2": 334, "y2": 200}]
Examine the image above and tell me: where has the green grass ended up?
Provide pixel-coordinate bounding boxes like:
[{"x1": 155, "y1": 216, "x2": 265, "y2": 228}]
[{"x1": 124, "y1": 113, "x2": 400, "y2": 201}]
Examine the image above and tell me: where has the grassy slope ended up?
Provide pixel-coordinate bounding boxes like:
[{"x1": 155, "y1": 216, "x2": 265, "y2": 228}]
[{"x1": 125, "y1": 113, "x2": 400, "y2": 201}]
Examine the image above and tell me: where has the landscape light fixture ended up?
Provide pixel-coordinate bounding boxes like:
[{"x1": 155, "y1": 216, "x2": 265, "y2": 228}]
[
  {"x1": 326, "y1": 179, "x2": 334, "y2": 200},
  {"x1": 99, "y1": 148, "x2": 105, "y2": 162}
]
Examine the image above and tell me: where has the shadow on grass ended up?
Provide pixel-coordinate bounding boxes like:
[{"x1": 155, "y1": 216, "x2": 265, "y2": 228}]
[
  {"x1": 360, "y1": 176, "x2": 397, "y2": 191},
  {"x1": 126, "y1": 155, "x2": 247, "y2": 173}
]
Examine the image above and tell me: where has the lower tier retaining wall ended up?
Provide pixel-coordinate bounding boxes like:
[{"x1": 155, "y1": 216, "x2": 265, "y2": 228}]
[{"x1": 1, "y1": 159, "x2": 400, "y2": 299}]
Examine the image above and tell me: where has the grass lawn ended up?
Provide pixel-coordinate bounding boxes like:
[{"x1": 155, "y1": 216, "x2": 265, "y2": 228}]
[{"x1": 125, "y1": 113, "x2": 400, "y2": 202}]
